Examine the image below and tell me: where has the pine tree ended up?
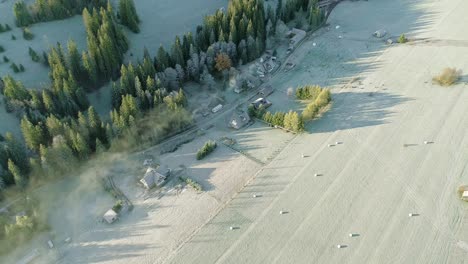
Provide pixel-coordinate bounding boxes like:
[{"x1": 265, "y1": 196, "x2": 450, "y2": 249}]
[
  {"x1": 67, "y1": 40, "x2": 82, "y2": 83},
  {"x1": 20, "y1": 117, "x2": 47, "y2": 152},
  {"x1": 119, "y1": 0, "x2": 140, "y2": 33},
  {"x1": 5, "y1": 133, "x2": 29, "y2": 174},
  {"x1": 157, "y1": 45, "x2": 169, "y2": 71},
  {"x1": 276, "y1": 0, "x2": 283, "y2": 21},
  {"x1": 171, "y1": 36, "x2": 185, "y2": 67},
  {"x1": 13, "y1": 1, "x2": 33, "y2": 27},
  {"x1": 8, "y1": 159, "x2": 27, "y2": 188},
  {"x1": 2, "y1": 76, "x2": 31, "y2": 101}
]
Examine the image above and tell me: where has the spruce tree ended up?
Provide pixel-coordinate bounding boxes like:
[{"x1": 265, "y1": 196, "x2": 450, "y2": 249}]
[
  {"x1": 8, "y1": 159, "x2": 26, "y2": 188},
  {"x1": 13, "y1": 1, "x2": 33, "y2": 27},
  {"x1": 119, "y1": 0, "x2": 140, "y2": 33}
]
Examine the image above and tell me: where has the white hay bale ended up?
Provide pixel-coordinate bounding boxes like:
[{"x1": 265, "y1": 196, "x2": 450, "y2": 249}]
[
  {"x1": 314, "y1": 173, "x2": 319, "y2": 177},
  {"x1": 423, "y1": 141, "x2": 428, "y2": 144},
  {"x1": 230, "y1": 226, "x2": 234, "y2": 230},
  {"x1": 313, "y1": 42, "x2": 317, "y2": 46},
  {"x1": 337, "y1": 244, "x2": 344, "y2": 248},
  {"x1": 335, "y1": 25, "x2": 340, "y2": 29},
  {"x1": 279, "y1": 210, "x2": 284, "y2": 215},
  {"x1": 349, "y1": 233, "x2": 357, "y2": 237},
  {"x1": 409, "y1": 213, "x2": 415, "y2": 217},
  {"x1": 253, "y1": 194, "x2": 258, "y2": 198}
]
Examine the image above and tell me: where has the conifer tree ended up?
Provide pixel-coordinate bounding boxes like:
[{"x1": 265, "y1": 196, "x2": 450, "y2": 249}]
[
  {"x1": 8, "y1": 159, "x2": 26, "y2": 188},
  {"x1": 119, "y1": 0, "x2": 140, "y2": 33}
]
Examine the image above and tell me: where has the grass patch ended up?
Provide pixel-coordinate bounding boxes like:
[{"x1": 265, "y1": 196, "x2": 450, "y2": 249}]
[
  {"x1": 112, "y1": 200, "x2": 124, "y2": 213},
  {"x1": 179, "y1": 176, "x2": 203, "y2": 192},
  {"x1": 196, "y1": 140, "x2": 217, "y2": 160},
  {"x1": 432, "y1": 67, "x2": 461, "y2": 86},
  {"x1": 398, "y1": 34, "x2": 408, "y2": 43}
]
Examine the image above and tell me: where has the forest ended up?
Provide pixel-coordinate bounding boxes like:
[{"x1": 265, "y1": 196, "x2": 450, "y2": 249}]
[{"x1": 0, "y1": 1, "x2": 325, "y2": 251}]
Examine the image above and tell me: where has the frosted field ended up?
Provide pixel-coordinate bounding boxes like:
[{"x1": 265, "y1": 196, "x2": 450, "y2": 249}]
[{"x1": 165, "y1": 0, "x2": 468, "y2": 263}]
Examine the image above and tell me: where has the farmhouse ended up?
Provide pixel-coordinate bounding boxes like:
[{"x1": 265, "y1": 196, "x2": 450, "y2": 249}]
[
  {"x1": 251, "y1": 98, "x2": 272, "y2": 110},
  {"x1": 229, "y1": 111, "x2": 251, "y2": 129},
  {"x1": 103, "y1": 209, "x2": 118, "y2": 224},
  {"x1": 140, "y1": 166, "x2": 170, "y2": 189}
]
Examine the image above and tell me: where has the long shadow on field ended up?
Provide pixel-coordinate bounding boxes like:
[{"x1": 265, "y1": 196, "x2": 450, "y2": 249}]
[
  {"x1": 184, "y1": 166, "x2": 216, "y2": 192},
  {"x1": 307, "y1": 92, "x2": 412, "y2": 133}
]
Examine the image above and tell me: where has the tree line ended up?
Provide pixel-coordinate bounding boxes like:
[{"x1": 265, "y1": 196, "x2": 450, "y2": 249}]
[
  {"x1": 13, "y1": 0, "x2": 107, "y2": 27},
  {"x1": 13, "y1": 0, "x2": 141, "y2": 33},
  {"x1": 277, "y1": 0, "x2": 325, "y2": 28},
  {"x1": 298, "y1": 85, "x2": 331, "y2": 121}
]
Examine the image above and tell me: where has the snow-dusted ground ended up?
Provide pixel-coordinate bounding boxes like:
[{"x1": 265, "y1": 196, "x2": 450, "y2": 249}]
[
  {"x1": 3, "y1": 0, "x2": 468, "y2": 263},
  {"x1": 164, "y1": 0, "x2": 468, "y2": 263}
]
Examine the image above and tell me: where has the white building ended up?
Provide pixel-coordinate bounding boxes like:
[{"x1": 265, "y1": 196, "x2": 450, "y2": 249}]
[
  {"x1": 103, "y1": 209, "x2": 118, "y2": 224},
  {"x1": 463, "y1": 191, "x2": 468, "y2": 199}
]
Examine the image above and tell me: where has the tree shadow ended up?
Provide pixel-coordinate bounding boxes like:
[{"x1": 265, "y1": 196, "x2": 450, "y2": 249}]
[{"x1": 306, "y1": 92, "x2": 412, "y2": 133}]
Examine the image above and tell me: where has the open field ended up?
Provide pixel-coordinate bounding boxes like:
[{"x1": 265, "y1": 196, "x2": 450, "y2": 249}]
[{"x1": 165, "y1": 0, "x2": 468, "y2": 263}]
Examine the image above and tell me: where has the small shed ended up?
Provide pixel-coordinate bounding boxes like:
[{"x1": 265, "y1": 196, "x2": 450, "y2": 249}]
[
  {"x1": 373, "y1": 29, "x2": 387, "y2": 38},
  {"x1": 259, "y1": 85, "x2": 273, "y2": 97},
  {"x1": 463, "y1": 191, "x2": 468, "y2": 199},
  {"x1": 212, "y1": 104, "x2": 223, "y2": 113},
  {"x1": 229, "y1": 111, "x2": 251, "y2": 129},
  {"x1": 103, "y1": 209, "x2": 118, "y2": 224},
  {"x1": 140, "y1": 166, "x2": 170, "y2": 189}
]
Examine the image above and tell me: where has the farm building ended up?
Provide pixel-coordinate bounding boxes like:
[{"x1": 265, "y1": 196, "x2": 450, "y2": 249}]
[
  {"x1": 140, "y1": 166, "x2": 170, "y2": 189},
  {"x1": 103, "y1": 209, "x2": 118, "y2": 224},
  {"x1": 251, "y1": 98, "x2": 272, "y2": 110},
  {"x1": 229, "y1": 111, "x2": 251, "y2": 129}
]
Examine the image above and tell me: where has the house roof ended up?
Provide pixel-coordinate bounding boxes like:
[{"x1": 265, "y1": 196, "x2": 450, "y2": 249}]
[
  {"x1": 229, "y1": 111, "x2": 250, "y2": 129},
  {"x1": 103, "y1": 209, "x2": 118, "y2": 223},
  {"x1": 140, "y1": 166, "x2": 169, "y2": 188}
]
